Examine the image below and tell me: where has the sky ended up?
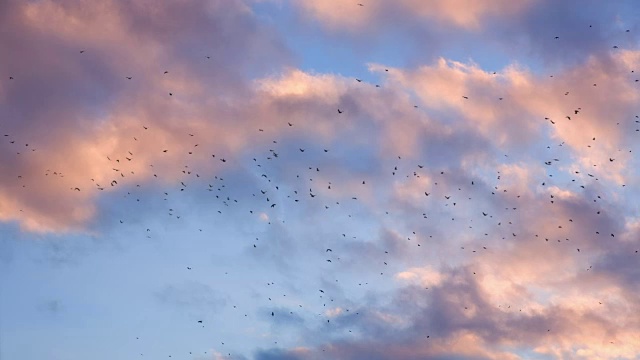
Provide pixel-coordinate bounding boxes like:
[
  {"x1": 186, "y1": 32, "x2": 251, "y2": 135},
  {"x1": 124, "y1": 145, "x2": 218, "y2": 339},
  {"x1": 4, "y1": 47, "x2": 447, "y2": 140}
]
[{"x1": 1, "y1": 0, "x2": 640, "y2": 359}]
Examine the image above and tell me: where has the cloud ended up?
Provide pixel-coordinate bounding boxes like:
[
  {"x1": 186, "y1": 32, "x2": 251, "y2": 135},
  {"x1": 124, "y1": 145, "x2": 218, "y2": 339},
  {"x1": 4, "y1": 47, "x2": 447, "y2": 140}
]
[
  {"x1": 258, "y1": 262, "x2": 640, "y2": 359},
  {"x1": 2, "y1": 1, "x2": 640, "y2": 359},
  {"x1": 5, "y1": 3, "x2": 636, "y2": 236},
  {"x1": 0, "y1": 0, "x2": 289, "y2": 232},
  {"x1": 378, "y1": 51, "x2": 640, "y2": 184},
  {"x1": 395, "y1": 266, "x2": 443, "y2": 287},
  {"x1": 291, "y1": 0, "x2": 640, "y2": 69},
  {"x1": 228, "y1": 55, "x2": 640, "y2": 354},
  {"x1": 293, "y1": 0, "x2": 534, "y2": 31}
]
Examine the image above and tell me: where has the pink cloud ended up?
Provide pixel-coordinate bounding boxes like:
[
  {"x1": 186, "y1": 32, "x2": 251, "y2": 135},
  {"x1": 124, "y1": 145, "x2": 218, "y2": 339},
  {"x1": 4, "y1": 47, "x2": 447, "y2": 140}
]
[
  {"x1": 2, "y1": 1, "x2": 640, "y2": 359},
  {"x1": 294, "y1": 0, "x2": 534, "y2": 31}
]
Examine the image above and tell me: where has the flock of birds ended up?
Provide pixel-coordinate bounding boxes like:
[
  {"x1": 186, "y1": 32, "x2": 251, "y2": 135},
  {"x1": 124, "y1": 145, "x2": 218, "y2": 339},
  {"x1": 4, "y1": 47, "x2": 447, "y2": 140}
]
[{"x1": 3, "y1": 8, "x2": 640, "y2": 359}]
